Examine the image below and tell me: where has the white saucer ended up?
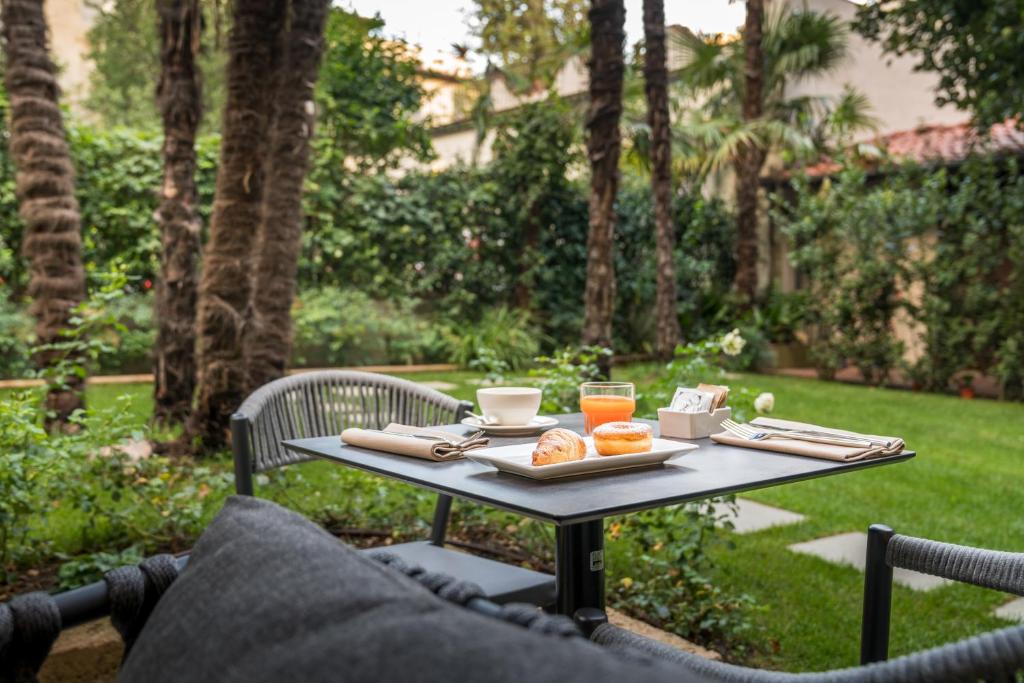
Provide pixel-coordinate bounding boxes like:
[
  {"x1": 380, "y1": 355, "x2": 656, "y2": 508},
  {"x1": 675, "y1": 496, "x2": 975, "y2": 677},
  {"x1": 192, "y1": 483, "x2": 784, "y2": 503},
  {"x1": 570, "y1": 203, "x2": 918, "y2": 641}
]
[{"x1": 460, "y1": 415, "x2": 559, "y2": 436}]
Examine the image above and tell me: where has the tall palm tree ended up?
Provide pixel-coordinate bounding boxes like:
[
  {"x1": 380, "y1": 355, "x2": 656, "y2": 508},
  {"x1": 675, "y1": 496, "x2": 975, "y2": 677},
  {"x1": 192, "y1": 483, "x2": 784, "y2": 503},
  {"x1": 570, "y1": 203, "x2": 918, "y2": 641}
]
[
  {"x1": 673, "y1": 5, "x2": 874, "y2": 302},
  {"x1": 153, "y1": 0, "x2": 202, "y2": 425},
  {"x1": 2, "y1": 0, "x2": 86, "y2": 427},
  {"x1": 245, "y1": 0, "x2": 329, "y2": 391},
  {"x1": 582, "y1": 0, "x2": 625, "y2": 379},
  {"x1": 735, "y1": 0, "x2": 764, "y2": 304},
  {"x1": 642, "y1": 0, "x2": 680, "y2": 359},
  {"x1": 188, "y1": 0, "x2": 285, "y2": 451}
]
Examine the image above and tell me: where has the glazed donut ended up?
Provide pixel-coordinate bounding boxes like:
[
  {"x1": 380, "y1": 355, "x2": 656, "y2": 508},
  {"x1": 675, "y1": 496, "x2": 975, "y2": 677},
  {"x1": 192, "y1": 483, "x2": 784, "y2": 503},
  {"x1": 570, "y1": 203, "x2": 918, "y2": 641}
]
[{"x1": 592, "y1": 421, "x2": 653, "y2": 456}]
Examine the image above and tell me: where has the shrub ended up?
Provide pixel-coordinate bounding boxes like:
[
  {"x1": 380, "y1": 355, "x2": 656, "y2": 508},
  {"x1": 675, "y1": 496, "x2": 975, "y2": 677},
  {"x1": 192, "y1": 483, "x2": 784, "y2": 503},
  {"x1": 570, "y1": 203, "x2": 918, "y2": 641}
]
[
  {"x1": 0, "y1": 289, "x2": 32, "y2": 378},
  {"x1": 776, "y1": 156, "x2": 1024, "y2": 397},
  {"x1": 446, "y1": 306, "x2": 540, "y2": 370},
  {"x1": 608, "y1": 501, "x2": 756, "y2": 655},
  {"x1": 528, "y1": 346, "x2": 611, "y2": 414},
  {"x1": 290, "y1": 287, "x2": 450, "y2": 367},
  {"x1": 775, "y1": 166, "x2": 926, "y2": 383},
  {"x1": 911, "y1": 157, "x2": 1024, "y2": 398},
  {"x1": 0, "y1": 389, "x2": 59, "y2": 578}
]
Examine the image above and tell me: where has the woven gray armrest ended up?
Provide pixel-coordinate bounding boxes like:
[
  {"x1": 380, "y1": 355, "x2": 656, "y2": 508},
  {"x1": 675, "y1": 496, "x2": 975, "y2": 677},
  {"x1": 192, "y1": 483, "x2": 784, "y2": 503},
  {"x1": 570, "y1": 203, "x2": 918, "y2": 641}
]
[
  {"x1": 886, "y1": 534, "x2": 1024, "y2": 596},
  {"x1": 591, "y1": 621, "x2": 1024, "y2": 682}
]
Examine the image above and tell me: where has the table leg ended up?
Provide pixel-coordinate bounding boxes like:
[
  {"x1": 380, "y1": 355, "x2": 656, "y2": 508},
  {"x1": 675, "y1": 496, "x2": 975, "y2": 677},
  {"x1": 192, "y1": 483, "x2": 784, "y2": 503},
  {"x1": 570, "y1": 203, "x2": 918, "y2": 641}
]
[{"x1": 555, "y1": 519, "x2": 604, "y2": 615}]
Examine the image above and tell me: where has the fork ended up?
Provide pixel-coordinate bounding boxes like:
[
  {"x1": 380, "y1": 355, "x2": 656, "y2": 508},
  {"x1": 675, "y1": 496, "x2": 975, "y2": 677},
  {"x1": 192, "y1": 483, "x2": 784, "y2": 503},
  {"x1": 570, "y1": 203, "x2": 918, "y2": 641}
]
[
  {"x1": 720, "y1": 419, "x2": 873, "y2": 448},
  {"x1": 731, "y1": 420, "x2": 897, "y2": 448}
]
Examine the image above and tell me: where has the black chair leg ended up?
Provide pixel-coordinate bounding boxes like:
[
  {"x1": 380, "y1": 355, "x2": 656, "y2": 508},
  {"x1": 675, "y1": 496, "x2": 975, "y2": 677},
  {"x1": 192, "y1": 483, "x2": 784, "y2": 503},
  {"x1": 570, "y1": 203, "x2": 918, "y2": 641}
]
[
  {"x1": 861, "y1": 523, "x2": 895, "y2": 664},
  {"x1": 430, "y1": 494, "x2": 454, "y2": 546},
  {"x1": 231, "y1": 414, "x2": 255, "y2": 496}
]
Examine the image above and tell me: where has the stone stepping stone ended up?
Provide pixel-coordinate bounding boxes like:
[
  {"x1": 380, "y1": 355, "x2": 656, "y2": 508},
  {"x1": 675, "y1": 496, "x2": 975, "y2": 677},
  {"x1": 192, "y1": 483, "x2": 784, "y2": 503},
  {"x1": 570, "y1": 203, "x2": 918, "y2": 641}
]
[
  {"x1": 789, "y1": 532, "x2": 951, "y2": 591},
  {"x1": 420, "y1": 380, "x2": 458, "y2": 391},
  {"x1": 718, "y1": 498, "x2": 806, "y2": 534},
  {"x1": 994, "y1": 597, "x2": 1024, "y2": 622}
]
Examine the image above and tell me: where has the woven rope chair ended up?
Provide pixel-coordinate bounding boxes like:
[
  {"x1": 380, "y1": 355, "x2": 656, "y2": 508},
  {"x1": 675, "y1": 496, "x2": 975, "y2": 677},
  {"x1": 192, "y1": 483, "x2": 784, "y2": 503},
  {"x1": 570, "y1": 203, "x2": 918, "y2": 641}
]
[
  {"x1": 860, "y1": 523, "x2": 1024, "y2": 664},
  {"x1": 580, "y1": 523, "x2": 1024, "y2": 682},
  {"x1": 12, "y1": 539, "x2": 1021, "y2": 683},
  {"x1": 230, "y1": 370, "x2": 554, "y2": 605},
  {"x1": 587, "y1": 618, "x2": 1024, "y2": 682}
]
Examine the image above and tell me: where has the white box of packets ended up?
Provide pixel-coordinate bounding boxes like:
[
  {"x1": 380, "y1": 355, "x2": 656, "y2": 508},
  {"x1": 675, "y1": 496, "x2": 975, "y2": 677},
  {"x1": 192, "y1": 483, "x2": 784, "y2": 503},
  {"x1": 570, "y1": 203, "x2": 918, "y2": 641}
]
[{"x1": 658, "y1": 384, "x2": 731, "y2": 439}]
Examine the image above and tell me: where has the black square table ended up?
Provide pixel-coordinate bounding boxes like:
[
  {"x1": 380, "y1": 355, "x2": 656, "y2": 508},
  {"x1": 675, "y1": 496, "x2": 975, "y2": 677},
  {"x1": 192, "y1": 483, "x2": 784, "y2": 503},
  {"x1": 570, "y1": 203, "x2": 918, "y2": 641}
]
[{"x1": 282, "y1": 413, "x2": 914, "y2": 615}]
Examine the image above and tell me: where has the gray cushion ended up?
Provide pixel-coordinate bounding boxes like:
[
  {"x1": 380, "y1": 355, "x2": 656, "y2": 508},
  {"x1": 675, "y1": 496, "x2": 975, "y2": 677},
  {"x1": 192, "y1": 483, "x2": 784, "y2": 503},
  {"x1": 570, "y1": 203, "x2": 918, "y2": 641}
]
[{"x1": 119, "y1": 496, "x2": 694, "y2": 683}]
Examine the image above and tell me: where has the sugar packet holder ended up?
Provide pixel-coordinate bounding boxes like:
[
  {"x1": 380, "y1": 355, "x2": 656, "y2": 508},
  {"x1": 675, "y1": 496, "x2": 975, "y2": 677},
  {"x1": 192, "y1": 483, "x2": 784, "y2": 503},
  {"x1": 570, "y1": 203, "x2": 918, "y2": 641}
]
[{"x1": 660, "y1": 383, "x2": 731, "y2": 439}]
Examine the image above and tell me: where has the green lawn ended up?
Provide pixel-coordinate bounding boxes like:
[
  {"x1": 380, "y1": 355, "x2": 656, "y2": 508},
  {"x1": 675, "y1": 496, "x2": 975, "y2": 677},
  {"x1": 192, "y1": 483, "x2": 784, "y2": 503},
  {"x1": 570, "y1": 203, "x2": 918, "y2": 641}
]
[
  {"x1": 620, "y1": 365, "x2": 1024, "y2": 671},
  {"x1": 41, "y1": 369, "x2": 1024, "y2": 672}
]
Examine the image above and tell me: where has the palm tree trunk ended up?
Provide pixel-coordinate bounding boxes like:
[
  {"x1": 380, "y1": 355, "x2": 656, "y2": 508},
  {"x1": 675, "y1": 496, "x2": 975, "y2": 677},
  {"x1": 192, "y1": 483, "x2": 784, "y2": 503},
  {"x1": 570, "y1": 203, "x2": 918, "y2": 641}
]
[
  {"x1": 153, "y1": 0, "x2": 202, "y2": 425},
  {"x1": 2, "y1": 0, "x2": 86, "y2": 427},
  {"x1": 582, "y1": 0, "x2": 625, "y2": 379},
  {"x1": 244, "y1": 0, "x2": 329, "y2": 392},
  {"x1": 735, "y1": 0, "x2": 765, "y2": 304},
  {"x1": 643, "y1": 0, "x2": 680, "y2": 359},
  {"x1": 187, "y1": 0, "x2": 285, "y2": 451}
]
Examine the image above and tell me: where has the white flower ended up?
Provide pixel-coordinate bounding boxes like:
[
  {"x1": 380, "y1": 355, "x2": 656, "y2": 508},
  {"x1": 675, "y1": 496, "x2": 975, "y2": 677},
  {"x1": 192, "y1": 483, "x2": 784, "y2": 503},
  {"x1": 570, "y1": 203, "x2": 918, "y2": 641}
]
[
  {"x1": 721, "y1": 328, "x2": 746, "y2": 357},
  {"x1": 754, "y1": 392, "x2": 775, "y2": 414}
]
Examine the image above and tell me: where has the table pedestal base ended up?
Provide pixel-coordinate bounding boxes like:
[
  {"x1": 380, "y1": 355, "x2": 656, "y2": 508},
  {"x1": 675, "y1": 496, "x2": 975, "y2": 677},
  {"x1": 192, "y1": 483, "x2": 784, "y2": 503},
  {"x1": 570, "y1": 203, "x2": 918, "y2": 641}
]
[{"x1": 555, "y1": 519, "x2": 604, "y2": 615}]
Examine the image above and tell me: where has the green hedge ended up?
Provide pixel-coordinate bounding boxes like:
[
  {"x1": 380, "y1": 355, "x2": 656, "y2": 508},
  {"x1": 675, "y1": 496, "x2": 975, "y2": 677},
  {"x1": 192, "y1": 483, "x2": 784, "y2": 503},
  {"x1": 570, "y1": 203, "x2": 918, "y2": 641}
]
[
  {"x1": 775, "y1": 156, "x2": 1024, "y2": 398},
  {"x1": 0, "y1": 120, "x2": 738, "y2": 374}
]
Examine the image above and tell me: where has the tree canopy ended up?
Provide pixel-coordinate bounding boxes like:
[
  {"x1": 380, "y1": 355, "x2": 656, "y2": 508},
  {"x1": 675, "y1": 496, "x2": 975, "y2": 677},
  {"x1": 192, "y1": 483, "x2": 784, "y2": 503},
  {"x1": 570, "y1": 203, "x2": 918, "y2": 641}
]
[
  {"x1": 467, "y1": 0, "x2": 589, "y2": 90},
  {"x1": 670, "y1": 6, "x2": 875, "y2": 179},
  {"x1": 84, "y1": 0, "x2": 226, "y2": 129},
  {"x1": 854, "y1": 0, "x2": 1024, "y2": 130},
  {"x1": 314, "y1": 10, "x2": 432, "y2": 170}
]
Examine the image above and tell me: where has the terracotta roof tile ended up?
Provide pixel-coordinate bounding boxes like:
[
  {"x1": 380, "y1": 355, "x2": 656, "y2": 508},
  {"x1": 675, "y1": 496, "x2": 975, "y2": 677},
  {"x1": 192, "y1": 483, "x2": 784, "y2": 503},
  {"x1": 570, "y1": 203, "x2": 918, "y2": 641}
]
[{"x1": 790, "y1": 119, "x2": 1024, "y2": 179}]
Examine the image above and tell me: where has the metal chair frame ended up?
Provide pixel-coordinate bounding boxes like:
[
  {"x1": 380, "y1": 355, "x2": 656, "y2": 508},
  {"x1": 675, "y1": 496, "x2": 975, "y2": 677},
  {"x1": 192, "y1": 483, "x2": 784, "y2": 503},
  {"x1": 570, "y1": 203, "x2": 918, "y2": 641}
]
[
  {"x1": 230, "y1": 370, "x2": 472, "y2": 546},
  {"x1": 860, "y1": 522, "x2": 1024, "y2": 664}
]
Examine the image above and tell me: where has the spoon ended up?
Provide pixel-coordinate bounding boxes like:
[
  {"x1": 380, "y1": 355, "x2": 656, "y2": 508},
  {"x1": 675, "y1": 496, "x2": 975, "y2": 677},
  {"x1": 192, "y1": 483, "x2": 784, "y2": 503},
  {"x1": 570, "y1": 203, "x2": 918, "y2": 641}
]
[{"x1": 466, "y1": 411, "x2": 498, "y2": 425}]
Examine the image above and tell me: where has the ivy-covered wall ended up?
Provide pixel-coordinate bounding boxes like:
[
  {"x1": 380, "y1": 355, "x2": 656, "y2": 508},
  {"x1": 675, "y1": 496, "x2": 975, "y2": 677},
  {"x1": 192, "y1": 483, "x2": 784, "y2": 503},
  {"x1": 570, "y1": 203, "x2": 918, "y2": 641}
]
[{"x1": 774, "y1": 156, "x2": 1024, "y2": 399}]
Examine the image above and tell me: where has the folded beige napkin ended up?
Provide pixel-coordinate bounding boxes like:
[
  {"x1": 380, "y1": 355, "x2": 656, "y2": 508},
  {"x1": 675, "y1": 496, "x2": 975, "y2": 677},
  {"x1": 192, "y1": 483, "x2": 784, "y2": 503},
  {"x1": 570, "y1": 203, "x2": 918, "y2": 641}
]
[
  {"x1": 710, "y1": 417, "x2": 905, "y2": 462},
  {"x1": 340, "y1": 423, "x2": 488, "y2": 461}
]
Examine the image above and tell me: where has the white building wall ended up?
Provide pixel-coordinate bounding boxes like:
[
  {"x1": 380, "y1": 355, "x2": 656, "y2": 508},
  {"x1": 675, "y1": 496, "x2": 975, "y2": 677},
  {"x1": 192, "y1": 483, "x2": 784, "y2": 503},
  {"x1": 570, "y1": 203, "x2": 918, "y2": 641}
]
[
  {"x1": 785, "y1": 0, "x2": 965, "y2": 136},
  {"x1": 45, "y1": 0, "x2": 97, "y2": 110}
]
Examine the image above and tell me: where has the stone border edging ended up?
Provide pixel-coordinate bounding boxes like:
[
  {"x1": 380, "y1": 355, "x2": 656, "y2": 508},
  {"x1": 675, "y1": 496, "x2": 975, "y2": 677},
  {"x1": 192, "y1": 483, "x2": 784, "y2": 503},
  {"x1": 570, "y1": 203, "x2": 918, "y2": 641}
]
[{"x1": 0, "y1": 364, "x2": 461, "y2": 390}]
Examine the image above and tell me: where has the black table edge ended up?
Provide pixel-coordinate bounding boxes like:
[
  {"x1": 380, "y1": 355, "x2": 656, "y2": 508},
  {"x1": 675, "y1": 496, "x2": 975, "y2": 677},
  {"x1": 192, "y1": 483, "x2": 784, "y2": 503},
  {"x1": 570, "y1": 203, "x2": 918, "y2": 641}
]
[{"x1": 281, "y1": 437, "x2": 916, "y2": 526}]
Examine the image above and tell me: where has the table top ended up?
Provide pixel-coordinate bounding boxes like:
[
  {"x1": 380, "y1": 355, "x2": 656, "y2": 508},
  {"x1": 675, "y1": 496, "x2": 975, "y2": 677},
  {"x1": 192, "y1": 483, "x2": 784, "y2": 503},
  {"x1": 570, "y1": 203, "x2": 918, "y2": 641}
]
[{"x1": 282, "y1": 413, "x2": 914, "y2": 526}]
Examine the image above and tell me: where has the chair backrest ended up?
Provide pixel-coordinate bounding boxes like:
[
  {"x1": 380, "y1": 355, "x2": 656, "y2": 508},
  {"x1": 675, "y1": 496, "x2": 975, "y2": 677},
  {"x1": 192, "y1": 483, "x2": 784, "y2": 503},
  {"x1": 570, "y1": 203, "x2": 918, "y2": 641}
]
[
  {"x1": 234, "y1": 370, "x2": 472, "y2": 473},
  {"x1": 861, "y1": 522, "x2": 1024, "y2": 664}
]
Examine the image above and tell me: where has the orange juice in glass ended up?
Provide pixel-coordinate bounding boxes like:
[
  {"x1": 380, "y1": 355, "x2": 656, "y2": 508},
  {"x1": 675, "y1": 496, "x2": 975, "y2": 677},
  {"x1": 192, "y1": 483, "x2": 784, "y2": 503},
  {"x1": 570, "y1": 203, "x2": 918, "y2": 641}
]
[{"x1": 580, "y1": 382, "x2": 635, "y2": 434}]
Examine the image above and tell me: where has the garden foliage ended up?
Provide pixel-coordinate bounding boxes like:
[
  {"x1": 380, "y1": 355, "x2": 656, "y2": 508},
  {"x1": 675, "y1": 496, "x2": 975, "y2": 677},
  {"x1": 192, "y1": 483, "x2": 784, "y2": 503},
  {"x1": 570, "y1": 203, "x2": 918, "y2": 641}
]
[
  {"x1": 0, "y1": 102, "x2": 738, "y2": 375},
  {"x1": 775, "y1": 156, "x2": 1024, "y2": 398}
]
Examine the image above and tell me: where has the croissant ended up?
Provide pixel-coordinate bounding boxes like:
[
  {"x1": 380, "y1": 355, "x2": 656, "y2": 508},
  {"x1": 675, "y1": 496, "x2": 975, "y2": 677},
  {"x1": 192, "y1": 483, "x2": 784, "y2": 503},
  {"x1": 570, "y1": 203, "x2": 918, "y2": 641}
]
[{"x1": 531, "y1": 428, "x2": 586, "y2": 466}]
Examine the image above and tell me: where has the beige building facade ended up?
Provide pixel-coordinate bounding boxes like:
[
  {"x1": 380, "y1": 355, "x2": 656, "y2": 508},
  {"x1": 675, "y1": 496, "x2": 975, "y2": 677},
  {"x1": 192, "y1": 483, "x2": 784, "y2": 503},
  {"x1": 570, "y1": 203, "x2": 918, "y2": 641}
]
[
  {"x1": 421, "y1": 0, "x2": 966, "y2": 171},
  {"x1": 43, "y1": 0, "x2": 97, "y2": 109}
]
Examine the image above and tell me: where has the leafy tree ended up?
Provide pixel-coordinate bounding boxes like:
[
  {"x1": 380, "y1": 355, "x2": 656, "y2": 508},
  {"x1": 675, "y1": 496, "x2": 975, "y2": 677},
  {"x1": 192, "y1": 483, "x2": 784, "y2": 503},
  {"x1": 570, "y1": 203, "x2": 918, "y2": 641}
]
[
  {"x1": 489, "y1": 96, "x2": 578, "y2": 310},
  {"x1": 313, "y1": 10, "x2": 432, "y2": 171},
  {"x1": 854, "y1": 1, "x2": 1024, "y2": 130},
  {"x1": 673, "y1": 5, "x2": 875, "y2": 301},
  {"x1": 467, "y1": 0, "x2": 589, "y2": 90},
  {"x1": 83, "y1": 0, "x2": 227, "y2": 130}
]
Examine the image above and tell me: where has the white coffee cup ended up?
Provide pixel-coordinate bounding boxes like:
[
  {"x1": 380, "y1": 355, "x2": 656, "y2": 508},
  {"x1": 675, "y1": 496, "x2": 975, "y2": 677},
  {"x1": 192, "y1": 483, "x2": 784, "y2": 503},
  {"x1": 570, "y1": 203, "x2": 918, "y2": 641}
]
[{"x1": 476, "y1": 387, "x2": 542, "y2": 426}]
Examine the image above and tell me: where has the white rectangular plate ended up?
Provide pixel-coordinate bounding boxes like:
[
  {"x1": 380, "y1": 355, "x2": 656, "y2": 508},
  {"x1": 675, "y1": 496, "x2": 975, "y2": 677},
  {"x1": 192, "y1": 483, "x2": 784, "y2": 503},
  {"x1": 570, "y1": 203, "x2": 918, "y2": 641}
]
[{"x1": 467, "y1": 436, "x2": 699, "y2": 480}]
